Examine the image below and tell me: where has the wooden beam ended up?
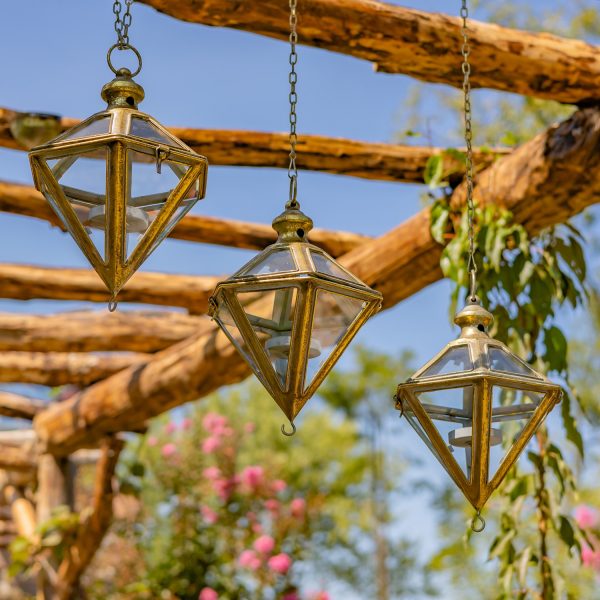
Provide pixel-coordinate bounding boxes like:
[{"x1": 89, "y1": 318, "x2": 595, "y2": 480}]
[
  {"x1": 0, "y1": 392, "x2": 45, "y2": 420},
  {"x1": 3, "y1": 485, "x2": 36, "y2": 539},
  {"x1": 56, "y1": 437, "x2": 124, "y2": 600},
  {"x1": 0, "y1": 351, "x2": 149, "y2": 387},
  {"x1": 0, "y1": 446, "x2": 36, "y2": 472},
  {"x1": 33, "y1": 107, "x2": 600, "y2": 455},
  {"x1": 0, "y1": 263, "x2": 220, "y2": 312},
  {"x1": 0, "y1": 180, "x2": 369, "y2": 257},
  {"x1": 0, "y1": 310, "x2": 209, "y2": 353},
  {"x1": 0, "y1": 110, "x2": 506, "y2": 186},
  {"x1": 139, "y1": 0, "x2": 600, "y2": 105}
]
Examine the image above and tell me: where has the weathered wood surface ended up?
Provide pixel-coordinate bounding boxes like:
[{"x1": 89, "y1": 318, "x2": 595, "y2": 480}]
[
  {"x1": 0, "y1": 351, "x2": 150, "y2": 387},
  {"x1": 138, "y1": 0, "x2": 600, "y2": 105},
  {"x1": 0, "y1": 445, "x2": 37, "y2": 472},
  {"x1": 0, "y1": 109, "x2": 505, "y2": 185},
  {"x1": 56, "y1": 437, "x2": 124, "y2": 600},
  {"x1": 0, "y1": 392, "x2": 45, "y2": 420},
  {"x1": 0, "y1": 180, "x2": 368, "y2": 257},
  {"x1": 0, "y1": 310, "x2": 209, "y2": 353},
  {"x1": 3, "y1": 485, "x2": 36, "y2": 539},
  {"x1": 33, "y1": 108, "x2": 600, "y2": 455},
  {"x1": 0, "y1": 263, "x2": 220, "y2": 313}
]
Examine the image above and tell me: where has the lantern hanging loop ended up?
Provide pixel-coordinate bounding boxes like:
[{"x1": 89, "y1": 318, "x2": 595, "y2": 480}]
[
  {"x1": 287, "y1": 0, "x2": 299, "y2": 210},
  {"x1": 461, "y1": 0, "x2": 477, "y2": 302},
  {"x1": 471, "y1": 511, "x2": 486, "y2": 533},
  {"x1": 281, "y1": 421, "x2": 297, "y2": 437}
]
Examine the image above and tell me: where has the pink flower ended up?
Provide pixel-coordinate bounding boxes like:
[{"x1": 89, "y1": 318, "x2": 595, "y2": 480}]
[
  {"x1": 283, "y1": 594, "x2": 299, "y2": 600},
  {"x1": 202, "y1": 413, "x2": 229, "y2": 435},
  {"x1": 272, "y1": 479, "x2": 287, "y2": 493},
  {"x1": 582, "y1": 545, "x2": 600, "y2": 570},
  {"x1": 202, "y1": 436, "x2": 221, "y2": 454},
  {"x1": 240, "y1": 466, "x2": 264, "y2": 490},
  {"x1": 264, "y1": 499, "x2": 280, "y2": 513},
  {"x1": 221, "y1": 426, "x2": 234, "y2": 437},
  {"x1": 267, "y1": 553, "x2": 292, "y2": 574},
  {"x1": 238, "y1": 549, "x2": 261, "y2": 570},
  {"x1": 161, "y1": 443, "x2": 177, "y2": 457},
  {"x1": 182, "y1": 417, "x2": 193, "y2": 430},
  {"x1": 310, "y1": 593, "x2": 330, "y2": 600},
  {"x1": 147, "y1": 435, "x2": 158, "y2": 447},
  {"x1": 244, "y1": 422, "x2": 256, "y2": 433},
  {"x1": 165, "y1": 421, "x2": 178, "y2": 434},
  {"x1": 252, "y1": 523, "x2": 263, "y2": 534},
  {"x1": 213, "y1": 477, "x2": 237, "y2": 502},
  {"x1": 201, "y1": 505, "x2": 218, "y2": 524},
  {"x1": 575, "y1": 505, "x2": 598, "y2": 530},
  {"x1": 199, "y1": 588, "x2": 218, "y2": 600},
  {"x1": 203, "y1": 466, "x2": 222, "y2": 480},
  {"x1": 290, "y1": 498, "x2": 306, "y2": 518},
  {"x1": 253, "y1": 535, "x2": 275, "y2": 554}
]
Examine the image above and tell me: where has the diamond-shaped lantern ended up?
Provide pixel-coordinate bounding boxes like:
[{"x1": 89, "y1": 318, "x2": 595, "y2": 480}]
[
  {"x1": 395, "y1": 299, "x2": 562, "y2": 511},
  {"x1": 209, "y1": 207, "x2": 382, "y2": 429},
  {"x1": 28, "y1": 68, "x2": 208, "y2": 299}
]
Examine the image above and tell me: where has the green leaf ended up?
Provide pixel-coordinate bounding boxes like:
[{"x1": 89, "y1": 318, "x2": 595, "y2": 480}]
[
  {"x1": 423, "y1": 154, "x2": 445, "y2": 189},
  {"x1": 556, "y1": 515, "x2": 578, "y2": 552},
  {"x1": 543, "y1": 326, "x2": 568, "y2": 373},
  {"x1": 560, "y1": 391, "x2": 584, "y2": 458}
]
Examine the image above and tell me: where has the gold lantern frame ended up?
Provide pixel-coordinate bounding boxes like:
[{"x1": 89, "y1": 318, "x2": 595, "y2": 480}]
[
  {"x1": 210, "y1": 208, "x2": 382, "y2": 429},
  {"x1": 29, "y1": 55, "x2": 208, "y2": 301},
  {"x1": 395, "y1": 300, "x2": 562, "y2": 512}
]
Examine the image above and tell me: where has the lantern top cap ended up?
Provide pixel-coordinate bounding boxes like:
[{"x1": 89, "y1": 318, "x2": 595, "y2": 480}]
[
  {"x1": 272, "y1": 207, "x2": 314, "y2": 243},
  {"x1": 101, "y1": 69, "x2": 145, "y2": 109},
  {"x1": 454, "y1": 297, "x2": 494, "y2": 337}
]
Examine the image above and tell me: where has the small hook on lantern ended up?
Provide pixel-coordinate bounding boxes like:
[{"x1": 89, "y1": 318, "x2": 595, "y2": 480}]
[
  {"x1": 471, "y1": 511, "x2": 486, "y2": 533},
  {"x1": 108, "y1": 296, "x2": 119, "y2": 312},
  {"x1": 281, "y1": 421, "x2": 297, "y2": 437}
]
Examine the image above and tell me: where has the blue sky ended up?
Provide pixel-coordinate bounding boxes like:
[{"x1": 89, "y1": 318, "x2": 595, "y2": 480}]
[{"x1": 0, "y1": 1, "x2": 597, "y2": 597}]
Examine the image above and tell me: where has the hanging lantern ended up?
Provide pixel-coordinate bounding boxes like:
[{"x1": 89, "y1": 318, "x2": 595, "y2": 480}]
[
  {"x1": 394, "y1": 298, "x2": 561, "y2": 515},
  {"x1": 28, "y1": 3, "x2": 208, "y2": 305},
  {"x1": 394, "y1": 0, "x2": 561, "y2": 530},
  {"x1": 209, "y1": 207, "x2": 382, "y2": 433},
  {"x1": 10, "y1": 112, "x2": 62, "y2": 150},
  {"x1": 209, "y1": 0, "x2": 381, "y2": 433}
]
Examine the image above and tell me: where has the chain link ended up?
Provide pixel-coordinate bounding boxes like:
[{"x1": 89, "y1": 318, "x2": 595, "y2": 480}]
[
  {"x1": 287, "y1": 0, "x2": 299, "y2": 209},
  {"x1": 461, "y1": 0, "x2": 477, "y2": 300},
  {"x1": 113, "y1": 0, "x2": 134, "y2": 47}
]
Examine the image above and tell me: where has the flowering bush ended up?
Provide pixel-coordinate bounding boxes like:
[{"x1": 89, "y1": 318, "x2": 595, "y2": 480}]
[
  {"x1": 575, "y1": 504, "x2": 600, "y2": 572},
  {"x1": 106, "y1": 385, "x2": 369, "y2": 600}
]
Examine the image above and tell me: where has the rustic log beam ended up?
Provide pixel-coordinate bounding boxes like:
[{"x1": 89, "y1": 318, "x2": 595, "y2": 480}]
[
  {"x1": 0, "y1": 310, "x2": 210, "y2": 353},
  {"x1": 0, "y1": 180, "x2": 368, "y2": 258},
  {"x1": 32, "y1": 107, "x2": 600, "y2": 455},
  {"x1": 0, "y1": 392, "x2": 45, "y2": 420},
  {"x1": 0, "y1": 446, "x2": 36, "y2": 473},
  {"x1": 3, "y1": 485, "x2": 36, "y2": 539},
  {"x1": 0, "y1": 109, "x2": 506, "y2": 186},
  {"x1": 0, "y1": 263, "x2": 220, "y2": 312},
  {"x1": 138, "y1": 0, "x2": 600, "y2": 105},
  {"x1": 0, "y1": 351, "x2": 149, "y2": 387},
  {"x1": 56, "y1": 437, "x2": 124, "y2": 600}
]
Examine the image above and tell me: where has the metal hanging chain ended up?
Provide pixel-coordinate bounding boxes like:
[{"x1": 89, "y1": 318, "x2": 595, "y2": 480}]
[
  {"x1": 108, "y1": 0, "x2": 142, "y2": 77},
  {"x1": 461, "y1": 0, "x2": 477, "y2": 301},
  {"x1": 113, "y1": 0, "x2": 134, "y2": 47},
  {"x1": 287, "y1": 0, "x2": 299, "y2": 210}
]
